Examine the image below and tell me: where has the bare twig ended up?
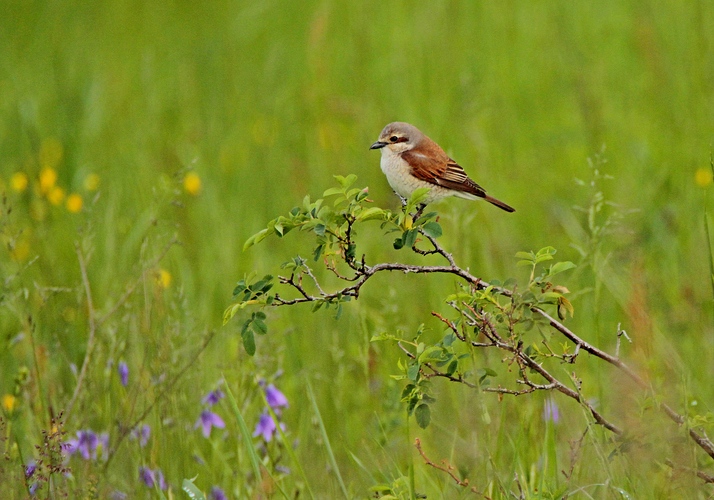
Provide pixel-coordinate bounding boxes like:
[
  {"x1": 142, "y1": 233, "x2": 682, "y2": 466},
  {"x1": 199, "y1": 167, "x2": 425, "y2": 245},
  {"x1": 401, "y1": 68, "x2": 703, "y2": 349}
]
[
  {"x1": 415, "y1": 438, "x2": 479, "y2": 493},
  {"x1": 65, "y1": 243, "x2": 97, "y2": 423}
]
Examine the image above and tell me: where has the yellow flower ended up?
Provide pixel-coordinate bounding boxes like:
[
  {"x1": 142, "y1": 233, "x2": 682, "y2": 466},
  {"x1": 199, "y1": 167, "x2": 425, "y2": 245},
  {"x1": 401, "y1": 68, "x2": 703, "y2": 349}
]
[
  {"x1": 66, "y1": 193, "x2": 83, "y2": 213},
  {"x1": 10, "y1": 172, "x2": 28, "y2": 192},
  {"x1": 695, "y1": 167, "x2": 713, "y2": 187},
  {"x1": 39, "y1": 167, "x2": 58, "y2": 194},
  {"x1": 2, "y1": 394, "x2": 16, "y2": 413},
  {"x1": 157, "y1": 269, "x2": 172, "y2": 288},
  {"x1": 10, "y1": 239, "x2": 30, "y2": 262},
  {"x1": 84, "y1": 173, "x2": 100, "y2": 191},
  {"x1": 48, "y1": 186, "x2": 66, "y2": 206},
  {"x1": 39, "y1": 137, "x2": 63, "y2": 170},
  {"x1": 183, "y1": 172, "x2": 201, "y2": 196}
]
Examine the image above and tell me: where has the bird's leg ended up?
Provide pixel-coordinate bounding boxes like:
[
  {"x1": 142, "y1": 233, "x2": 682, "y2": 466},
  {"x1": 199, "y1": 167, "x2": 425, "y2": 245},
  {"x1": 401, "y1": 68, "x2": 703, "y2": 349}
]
[{"x1": 396, "y1": 192, "x2": 408, "y2": 207}]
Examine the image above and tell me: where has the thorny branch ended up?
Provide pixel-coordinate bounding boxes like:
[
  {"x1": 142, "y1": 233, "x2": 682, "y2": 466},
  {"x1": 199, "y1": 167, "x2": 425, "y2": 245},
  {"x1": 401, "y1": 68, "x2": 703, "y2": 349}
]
[{"x1": 266, "y1": 219, "x2": 714, "y2": 464}]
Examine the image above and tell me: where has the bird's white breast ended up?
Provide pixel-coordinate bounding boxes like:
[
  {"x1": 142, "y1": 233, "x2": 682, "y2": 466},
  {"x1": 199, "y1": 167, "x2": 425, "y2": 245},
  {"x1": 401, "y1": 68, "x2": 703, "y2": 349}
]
[{"x1": 379, "y1": 149, "x2": 452, "y2": 203}]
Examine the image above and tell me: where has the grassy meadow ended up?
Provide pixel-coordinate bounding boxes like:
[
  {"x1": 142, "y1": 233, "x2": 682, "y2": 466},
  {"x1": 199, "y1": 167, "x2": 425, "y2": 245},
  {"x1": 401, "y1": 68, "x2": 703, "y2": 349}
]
[{"x1": 1, "y1": 0, "x2": 714, "y2": 497}]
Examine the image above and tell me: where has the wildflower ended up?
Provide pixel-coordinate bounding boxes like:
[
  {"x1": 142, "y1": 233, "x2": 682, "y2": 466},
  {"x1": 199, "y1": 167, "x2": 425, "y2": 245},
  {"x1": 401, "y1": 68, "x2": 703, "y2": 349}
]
[
  {"x1": 695, "y1": 167, "x2": 713, "y2": 187},
  {"x1": 48, "y1": 186, "x2": 66, "y2": 206},
  {"x1": 183, "y1": 172, "x2": 202, "y2": 196},
  {"x1": 210, "y1": 486, "x2": 227, "y2": 500},
  {"x1": 25, "y1": 460, "x2": 36, "y2": 479},
  {"x1": 543, "y1": 398, "x2": 560, "y2": 424},
  {"x1": 253, "y1": 411, "x2": 284, "y2": 442},
  {"x1": 66, "y1": 193, "x2": 83, "y2": 213},
  {"x1": 130, "y1": 424, "x2": 151, "y2": 447},
  {"x1": 265, "y1": 384, "x2": 288, "y2": 410},
  {"x1": 202, "y1": 389, "x2": 224, "y2": 407},
  {"x1": 39, "y1": 167, "x2": 58, "y2": 194},
  {"x1": 157, "y1": 269, "x2": 172, "y2": 288},
  {"x1": 65, "y1": 429, "x2": 108, "y2": 460},
  {"x1": 2, "y1": 394, "x2": 16, "y2": 413},
  {"x1": 275, "y1": 465, "x2": 291, "y2": 475},
  {"x1": 139, "y1": 466, "x2": 155, "y2": 487},
  {"x1": 195, "y1": 410, "x2": 225, "y2": 438},
  {"x1": 118, "y1": 361, "x2": 129, "y2": 387},
  {"x1": 10, "y1": 172, "x2": 28, "y2": 192},
  {"x1": 139, "y1": 466, "x2": 166, "y2": 490},
  {"x1": 29, "y1": 482, "x2": 39, "y2": 496},
  {"x1": 76, "y1": 430, "x2": 98, "y2": 459},
  {"x1": 84, "y1": 173, "x2": 100, "y2": 191}
]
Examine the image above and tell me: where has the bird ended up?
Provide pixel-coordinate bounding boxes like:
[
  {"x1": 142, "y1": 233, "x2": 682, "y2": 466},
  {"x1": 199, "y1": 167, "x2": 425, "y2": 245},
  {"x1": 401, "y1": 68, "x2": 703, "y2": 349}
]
[{"x1": 370, "y1": 122, "x2": 515, "y2": 212}]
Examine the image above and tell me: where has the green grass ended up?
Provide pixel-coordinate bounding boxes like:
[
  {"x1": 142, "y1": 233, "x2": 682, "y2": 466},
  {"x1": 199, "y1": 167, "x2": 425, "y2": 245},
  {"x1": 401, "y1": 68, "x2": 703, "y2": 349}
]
[{"x1": 1, "y1": 0, "x2": 714, "y2": 497}]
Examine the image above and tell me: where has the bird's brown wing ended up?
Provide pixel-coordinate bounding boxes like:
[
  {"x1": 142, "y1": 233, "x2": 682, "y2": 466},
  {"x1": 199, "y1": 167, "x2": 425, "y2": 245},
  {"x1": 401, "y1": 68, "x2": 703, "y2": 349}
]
[{"x1": 401, "y1": 146, "x2": 487, "y2": 198}]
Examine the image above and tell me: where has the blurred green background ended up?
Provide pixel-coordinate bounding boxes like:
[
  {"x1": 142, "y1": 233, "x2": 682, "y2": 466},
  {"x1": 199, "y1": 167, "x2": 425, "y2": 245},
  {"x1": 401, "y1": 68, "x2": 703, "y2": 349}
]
[{"x1": 1, "y1": 0, "x2": 714, "y2": 497}]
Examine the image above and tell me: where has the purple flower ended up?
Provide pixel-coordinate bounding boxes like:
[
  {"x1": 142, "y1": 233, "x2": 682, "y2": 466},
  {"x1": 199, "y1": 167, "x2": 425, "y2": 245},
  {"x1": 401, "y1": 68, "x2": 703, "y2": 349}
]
[
  {"x1": 139, "y1": 466, "x2": 167, "y2": 490},
  {"x1": 265, "y1": 384, "x2": 288, "y2": 410},
  {"x1": 543, "y1": 398, "x2": 560, "y2": 423},
  {"x1": 118, "y1": 361, "x2": 129, "y2": 387},
  {"x1": 62, "y1": 439, "x2": 78, "y2": 456},
  {"x1": 139, "y1": 466, "x2": 155, "y2": 487},
  {"x1": 155, "y1": 469, "x2": 167, "y2": 490},
  {"x1": 253, "y1": 411, "x2": 284, "y2": 442},
  {"x1": 195, "y1": 410, "x2": 225, "y2": 438},
  {"x1": 130, "y1": 424, "x2": 151, "y2": 447},
  {"x1": 210, "y1": 486, "x2": 227, "y2": 500},
  {"x1": 25, "y1": 460, "x2": 36, "y2": 478},
  {"x1": 202, "y1": 389, "x2": 224, "y2": 407},
  {"x1": 76, "y1": 430, "x2": 99, "y2": 459},
  {"x1": 29, "y1": 482, "x2": 39, "y2": 496},
  {"x1": 64, "y1": 430, "x2": 108, "y2": 460}
]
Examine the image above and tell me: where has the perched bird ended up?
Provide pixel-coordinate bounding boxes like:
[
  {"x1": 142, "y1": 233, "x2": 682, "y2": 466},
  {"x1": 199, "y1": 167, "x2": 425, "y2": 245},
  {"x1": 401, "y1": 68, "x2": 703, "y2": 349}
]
[{"x1": 370, "y1": 122, "x2": 515, "y2": 212}]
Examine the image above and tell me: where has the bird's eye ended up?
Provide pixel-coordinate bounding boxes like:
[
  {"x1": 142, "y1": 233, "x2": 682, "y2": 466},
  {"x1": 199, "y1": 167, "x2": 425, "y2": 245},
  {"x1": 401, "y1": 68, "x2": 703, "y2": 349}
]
[{"x1": 390, "y1": 136, "x2": 399, "y2": 142}]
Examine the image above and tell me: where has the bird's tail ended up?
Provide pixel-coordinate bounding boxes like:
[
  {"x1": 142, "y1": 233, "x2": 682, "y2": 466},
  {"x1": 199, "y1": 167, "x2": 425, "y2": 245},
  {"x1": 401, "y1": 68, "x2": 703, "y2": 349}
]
[{"x1": 483, "y1": 195, "x2": 515, "y2": 213}]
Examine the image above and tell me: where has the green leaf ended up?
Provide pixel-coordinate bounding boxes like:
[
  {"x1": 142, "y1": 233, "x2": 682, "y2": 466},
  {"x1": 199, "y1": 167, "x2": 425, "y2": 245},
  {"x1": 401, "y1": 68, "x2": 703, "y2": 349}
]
[
  {"x1": 515, "y1": 251, "x2": 534, "y2": 260},
  {"x1": 407, "y1": 363, "x2": 420, "y2": 382},
  {"x1": 356, "y1": 207, "x2": 386, "y2": 222},
  {"x1": 446, "y1": 359, "x2": 458, "y2": 376},
  {"x1": 535, "y1": 246, "x2": 557, "y2": 263},
  {"x1": 313, "y1": 244, "x2": 324, "y2": 261},
  {"x1": 403, "y1": 229, "x2": 418, "y2": 248},
  {"x1": 182, "y1": 478, "x2": 206, "y2": 500},
  {"x1": 548, "y1": 261, "x2": 577, "y2": 277},
  {"x1": 313, "y1": 223, "x2": 326, "y2": 236},
  {"x1": 346, "y1": 243, "x2": 357, "y2": 261},
  {"x1": 407, "y1": 187, "x2": 431, "y2": 208},
  {"x1": 323, "y1": 187, "x2": 343, "y2": 197},
  {"x1": 393, "y1": 236, "x2": 404, "y2": 250},
  {"x1": 242, "y1": 330, "x2": 256, "y2": 356},
  {"x1": 415, "y1": 404, "x2": 431, "y2": 429},
  {"x1": 252, "y1": 318, "x2": 268, "y2": 335},
  {"x1": 418, "y1": 346, "x2": 444, "y2": 364},
  {"x1": 243, "y1": 228, "x2": 273, "y2": 251},
  {"x1": 421, "y1": 221, "x2": 442, "y2": 239},
  {"x1": 401, "y1": 384, "x2": 416, "y2": 400}
]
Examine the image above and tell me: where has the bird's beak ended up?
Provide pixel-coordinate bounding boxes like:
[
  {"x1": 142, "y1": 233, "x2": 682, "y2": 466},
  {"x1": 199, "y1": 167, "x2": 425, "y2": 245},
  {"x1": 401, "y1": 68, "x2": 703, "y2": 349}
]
[{"x1": 370, "y1": 141, "x2": 387, "y2": 150}]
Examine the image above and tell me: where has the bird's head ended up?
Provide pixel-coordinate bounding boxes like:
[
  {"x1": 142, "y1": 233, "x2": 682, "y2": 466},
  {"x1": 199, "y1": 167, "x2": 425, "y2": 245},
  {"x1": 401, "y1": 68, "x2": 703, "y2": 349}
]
[{"x1": 370, "y1": 122, "x2": 422, "y2": 153}]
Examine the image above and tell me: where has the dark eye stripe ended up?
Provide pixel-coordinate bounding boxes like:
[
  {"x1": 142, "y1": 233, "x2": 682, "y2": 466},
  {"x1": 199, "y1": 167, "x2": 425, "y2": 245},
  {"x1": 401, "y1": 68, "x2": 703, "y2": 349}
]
[{"x1": 395, "y1": 136, "x2": 408, "y2": 143}]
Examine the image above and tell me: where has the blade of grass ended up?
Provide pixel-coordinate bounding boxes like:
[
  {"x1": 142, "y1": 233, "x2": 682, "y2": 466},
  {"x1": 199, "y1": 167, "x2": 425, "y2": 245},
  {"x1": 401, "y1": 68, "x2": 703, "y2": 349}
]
[
  {"x1": 305, "y1": 379, "x2": 349, "y2": 498},
  {"x1": 259, "y1": 386, "x2": 316, "y2": 500},
  {"x1": 223, "y1": 379, "x2": 264, "y2": 494}
]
